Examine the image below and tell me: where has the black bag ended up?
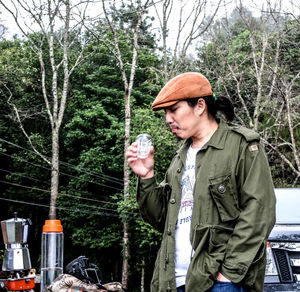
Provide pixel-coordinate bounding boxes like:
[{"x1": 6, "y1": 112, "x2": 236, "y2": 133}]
[{"x1": 66, "y1": 256, "x2": 104, "y2": 289}]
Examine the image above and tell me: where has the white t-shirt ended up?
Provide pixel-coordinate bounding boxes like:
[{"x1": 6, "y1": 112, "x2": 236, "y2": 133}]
[{"x1": 175, "y1": 145, "x2": 200, "y2": 287}]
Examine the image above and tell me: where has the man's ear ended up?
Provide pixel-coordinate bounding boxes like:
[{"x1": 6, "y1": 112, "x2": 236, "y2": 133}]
[{"x1": 196, "y1": 98, "x2": 206, "y2": 115}]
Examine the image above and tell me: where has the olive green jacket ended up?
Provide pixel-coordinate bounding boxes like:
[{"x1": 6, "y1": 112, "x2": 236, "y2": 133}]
[{"x1": 137, "y1": 122, "x2": 276, "y2": 292}]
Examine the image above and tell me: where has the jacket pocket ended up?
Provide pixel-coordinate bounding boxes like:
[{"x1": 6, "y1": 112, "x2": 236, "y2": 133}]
[
  {"x1": 207, "y1": 226, "x2": 233, "y2": 271},
  {"x1": 208, "y1": 226, "x2": 232, "y2": 254},
  {"x1": 209, "y1": 174, "x2": 240, "y2": 222}
]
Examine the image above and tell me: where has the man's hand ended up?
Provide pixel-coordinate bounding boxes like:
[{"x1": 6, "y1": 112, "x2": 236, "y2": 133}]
[
  {"x1": 216, "y1": 272, "x2": 231, "y2": 282},
  {"x1": 125, "y1": 141, "x2": 155, "y2": 179}
]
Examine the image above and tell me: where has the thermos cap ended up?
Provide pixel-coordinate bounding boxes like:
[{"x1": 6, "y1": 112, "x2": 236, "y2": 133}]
[{"x1": 43, "y1": 219, "x2": 63, "y2": 233}]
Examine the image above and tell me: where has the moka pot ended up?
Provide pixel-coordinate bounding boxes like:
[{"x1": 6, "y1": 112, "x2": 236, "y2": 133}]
[{"x1": 1, "y1": 212, "x2": 32, "y2": 271}]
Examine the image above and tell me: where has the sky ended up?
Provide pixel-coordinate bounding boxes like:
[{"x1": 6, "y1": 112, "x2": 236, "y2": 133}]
[{"x1": 1, "y1": 0, "x2": 299, "y2": 41}]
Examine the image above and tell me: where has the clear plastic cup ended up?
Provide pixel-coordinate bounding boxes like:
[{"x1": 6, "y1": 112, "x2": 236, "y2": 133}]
[{"x1": 136, "y1": 134, "x2": 152, "y2": 159}]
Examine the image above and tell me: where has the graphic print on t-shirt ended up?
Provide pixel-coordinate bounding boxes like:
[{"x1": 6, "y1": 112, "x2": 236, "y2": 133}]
[
  {"x1": 175, "y1": 146, "x2": 200, "y2": 288},
  {"x1": 180, "y1": 172, "x2": 194, "y2": 213},
  {"x1": 177, "y1": 172, "x2": 194, "y2": 227}
]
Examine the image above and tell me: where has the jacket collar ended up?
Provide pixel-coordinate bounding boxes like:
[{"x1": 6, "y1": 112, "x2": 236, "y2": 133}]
[
  {"x1": 176, "y1": 121, "x2": 229, "y2": 161},
  {"x1": 202, "y1": 121, "x2": 228, "y2": 150}
]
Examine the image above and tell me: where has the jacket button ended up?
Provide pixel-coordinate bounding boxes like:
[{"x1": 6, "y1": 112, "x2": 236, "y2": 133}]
[
  {"x1": 218, "y1": 185, "x2": 226, "y2": 194},
  {"x1": 170, "y1": 198, "x2": 176, "y2": 204},
  {"x1": 177, "y1": 168, "x2": 181, "y2": 173},
  {"x1": 167, "y1": 230, "x2": 172, "y2": 235}
]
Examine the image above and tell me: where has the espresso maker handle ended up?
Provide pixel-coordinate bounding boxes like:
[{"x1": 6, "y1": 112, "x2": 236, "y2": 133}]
[{"x1": 25, "y1": 218, "x2": 32, "y2": 226}]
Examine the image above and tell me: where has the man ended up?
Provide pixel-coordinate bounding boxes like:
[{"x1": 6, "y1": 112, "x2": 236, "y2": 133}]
[{"x1": 126, "y1": 72, "x2": 276, "y2": 292}]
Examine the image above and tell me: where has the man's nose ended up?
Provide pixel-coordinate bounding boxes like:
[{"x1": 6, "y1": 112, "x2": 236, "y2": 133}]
[{"x1": 165, "y1": 110, "x2": 172, "y2": 124}]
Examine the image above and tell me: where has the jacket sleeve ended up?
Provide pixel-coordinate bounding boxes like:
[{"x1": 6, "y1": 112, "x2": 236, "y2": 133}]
[
  {"x1": 220, "y1": 138, "x2": 276, "y2": 283},
  {"x1": 137, "y1": 176, "x2": 171, "y2": 233}
]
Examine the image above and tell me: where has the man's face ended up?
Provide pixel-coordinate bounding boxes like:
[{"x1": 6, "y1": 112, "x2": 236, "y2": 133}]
[{"x1": 164, "y1": 101, "x2": 201, "y2": 140}]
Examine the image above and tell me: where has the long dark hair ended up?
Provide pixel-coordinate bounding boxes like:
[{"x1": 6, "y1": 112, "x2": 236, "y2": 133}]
[{"x1": 186, "y1": 95, "x2": 235, "y2": 122}]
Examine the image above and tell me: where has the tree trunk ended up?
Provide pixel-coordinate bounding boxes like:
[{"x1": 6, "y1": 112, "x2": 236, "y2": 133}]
[
  {"x1": 1, "y1": 0, "x2": 89, "y2": 220},
  {"x1": 50, "y1": 127, "x2": 59, "y2": 219},
  {"x1": 141, "y1": 258, "x2": 145, "y2": 292},
  {"x1": 121, "y1": 220, "x2": 130, "y2": 288},
  {"x1": 122, "y1": 88, "x2": 131, "y2": 288}
]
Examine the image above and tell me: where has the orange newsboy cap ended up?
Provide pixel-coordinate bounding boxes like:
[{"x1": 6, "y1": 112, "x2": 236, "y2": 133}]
[{"x1": 152, "y1": 72, "x2": 213, "y2": 110}]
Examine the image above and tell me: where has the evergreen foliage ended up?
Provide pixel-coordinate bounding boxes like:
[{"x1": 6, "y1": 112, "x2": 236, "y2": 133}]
[{"x1": 0, "y1": 4, "x2": 299, "y2": 291}]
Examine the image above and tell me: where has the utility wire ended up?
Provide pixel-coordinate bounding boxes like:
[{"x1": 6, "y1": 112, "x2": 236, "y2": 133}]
[
  {"x1": 0, "y1": 137, "x2": 124, "y2": 185},
  {"x1": 0, "y1": 151, "x2": 139, "y2": 212},
  {"x1": 0, "y1": 179, "x2": 140, "y2": 215},
  {"x1": 0, "y1": 137, "x2": 139, "y2": 212},
  {"x1": 0, "y1": 197, "x2": 141, "y2": 221},
  {"x1": 0, "y1": 158, "x2": 124, "y2": 203},
  {"x1": 2, "y1": 183, "x2": 139, "y2": 216},
  {"x1": 0, "y1": 151, "x2": 123, "y2": 191},
  {"x1": 0, "y1": 179, "x2": 119, "y2": 207},
  {"x1": 0, "y1": 167, "x2": 50, "y2": 186},
  {"x1": 60, "y1": 160, "x2": 124, "y2": 185}
]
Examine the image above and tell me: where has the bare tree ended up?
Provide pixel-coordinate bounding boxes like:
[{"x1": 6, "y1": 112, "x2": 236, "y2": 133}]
[
  {"x1": 200, "y1": 0, "x2": 300, "y2": 184},
  {"x1": 234, "y1": 0, "x2": 300, "y2": 184},
  {"x1": 100, "y1": 0, "x2": 152, "y2": 288},
  {"x1": 0, "y1": 0, "x2": 93, "y2": 219},
  {"x1": 151, "y1": 0, "x2": 223, "y2": 80}
]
